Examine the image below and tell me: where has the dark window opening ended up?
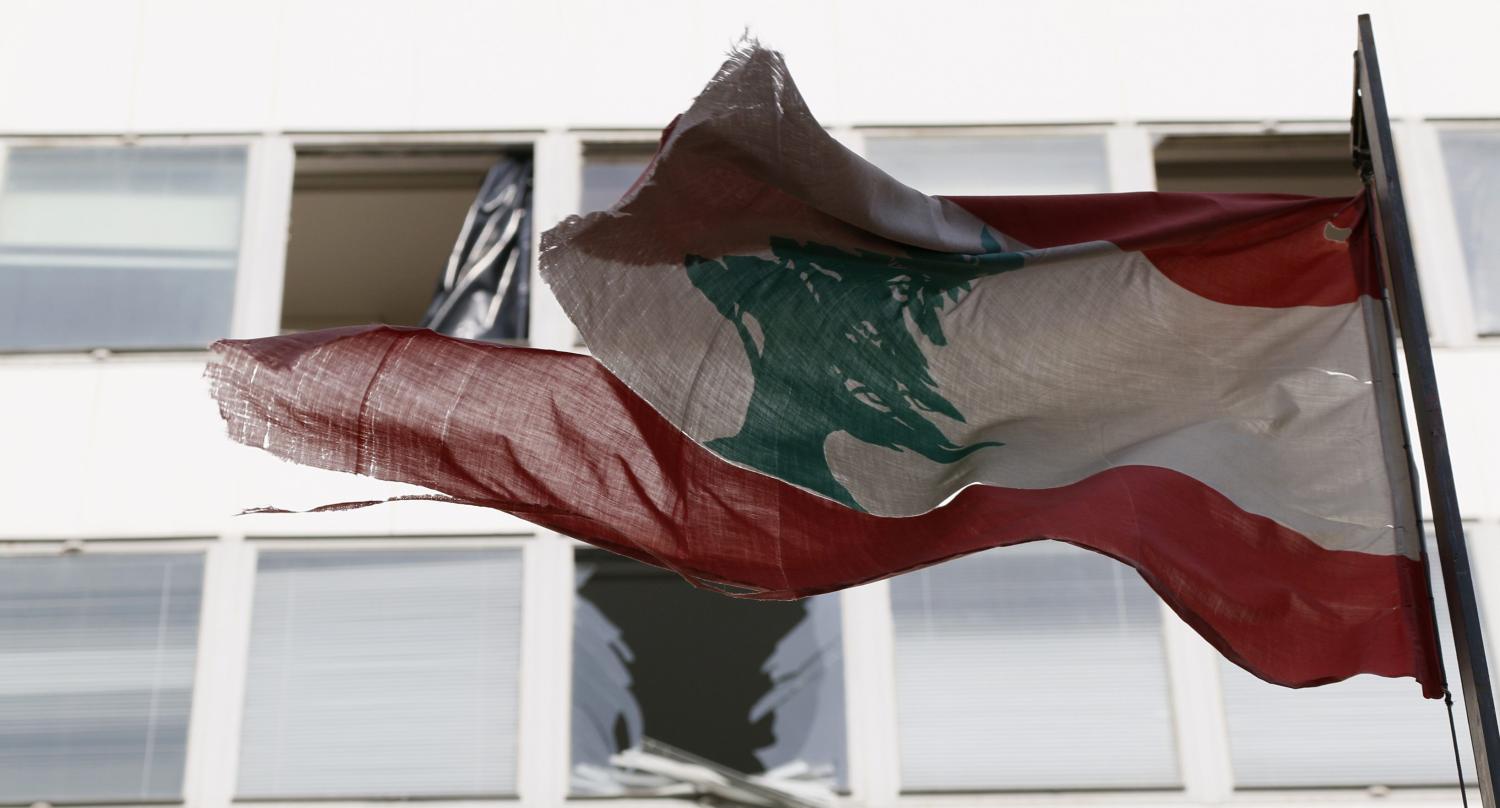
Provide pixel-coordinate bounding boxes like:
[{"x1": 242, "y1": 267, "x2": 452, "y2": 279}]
[
  {"x1": 570, "y1": 550, "x2": 846, "y2": 796},
  {"x1": 280, "y1": 147, "x2": 530, "y2": 337},
  {"x1": 1154, "y1": 133, "x2": 1363, "y2": 197}
]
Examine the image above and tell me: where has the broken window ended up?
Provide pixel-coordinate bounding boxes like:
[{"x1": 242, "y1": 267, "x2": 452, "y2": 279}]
[
  {"x1": 571, "y1": 550, "x2": 846, "y2": 796},
  {"x1": 279, "y1": 148, "x2": 528, "y2": 338},
  {"x1": 1153, "y1": 133, "x2": 1362, "y2": 196}
]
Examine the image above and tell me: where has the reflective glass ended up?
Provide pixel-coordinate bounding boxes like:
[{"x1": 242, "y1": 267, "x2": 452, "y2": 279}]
[
  {"x1": 238, "y1": 549, "x2": 523, "y2": 798},
  {"x1": 1440, "y1": 130, "x2": 1500, "y2": 335},
  {"x1": 864, "y1": 135, "x2": 1109, "y2": 196},
  {"x1": 889, "y1": 542, "x2": 1179, "y2": 791},
  {"x1": 0, "y1": 146, "x2": 247, "y2": 351},
  {"x1": 0, "y1": 553, "x2": 204, "y2": 802}
]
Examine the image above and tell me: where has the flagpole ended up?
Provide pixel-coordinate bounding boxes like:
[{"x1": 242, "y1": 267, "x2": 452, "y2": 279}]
[{"x1": 1353, "y1": 14, "x2": 1500, "y2": 807}]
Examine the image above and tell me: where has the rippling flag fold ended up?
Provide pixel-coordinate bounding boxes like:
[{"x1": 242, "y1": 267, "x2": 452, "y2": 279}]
[{"x1": 209, "y1": 44, "x2": 1442, "y2": 696}]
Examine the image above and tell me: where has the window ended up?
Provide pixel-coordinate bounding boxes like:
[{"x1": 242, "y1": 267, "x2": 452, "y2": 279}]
[
  {"x1": 1439, "y1": 129, "x2": 1500, "y2": 335},
  {"x1": 1153, "y1": 134, "x2": 1362, "y2": 196},
  {"x1": 237, "y1": 549, "x2": 523, "y2": 798},
  {"x1": 0, "y1": 146, "x2": 247, "y2": 351},
  {"x1": 580, "y1": 143, "x2": 654, "y2": 215},
  {"x1": 889, "y1": 542, "x2": 1179, "y2": 791},
  {"x1": 1219, "y1": 535, "x2": 1476, "y2": 787},
  {"x1": 863, "y1": 134, "x2": 1109, "y2": 196},
  {"x1": 0, "y1": 553, "x2": 204, "y2": 803},
  {"x1": 279, "y1": 148, "x2": 521, "y2": 335},
  {"x1": 571, "y1": 550, "x2": 846, "y2": 794}
]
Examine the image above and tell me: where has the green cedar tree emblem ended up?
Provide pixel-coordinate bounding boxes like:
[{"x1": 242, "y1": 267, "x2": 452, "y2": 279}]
[{"x1": 685, "y1": 234, "x2": 1023, "y2": 509}]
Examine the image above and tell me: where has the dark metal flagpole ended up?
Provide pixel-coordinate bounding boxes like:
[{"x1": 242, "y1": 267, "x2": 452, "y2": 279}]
[{"x1": 1353, "y1": 14, "x2": 1500, "y2": 807}]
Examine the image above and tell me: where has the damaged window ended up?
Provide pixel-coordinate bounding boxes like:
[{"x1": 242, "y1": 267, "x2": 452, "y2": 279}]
[
  {"x1": 279, "y1": 148, "x2": 522, "y2": 336},
  {"x1": 571, "y1": 550, "x2": 846, "y2": 797}
]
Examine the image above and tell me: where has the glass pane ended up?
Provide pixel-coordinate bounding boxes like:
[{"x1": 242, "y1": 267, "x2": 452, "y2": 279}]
[
  {"x1": 1220, "y1": 535, "x2": 1476, "y2": 787},
  {"x1": 0, "y1": 553, "x2": 204, "y2": 803},
  {"x1": 581, "y1": 147, "x2": 653, "y2": 214},
  {"x1": 238, "y1": 549, "x2": 522, "y2": 798},
  {"x1": 889, "y1": 542, "x2": 1179, "y2": 791},
  {"x1": 1439, "y1": 130, "x2": 1500, "y2": 335},
  {"x1": 571, "y1": 550, "x2": 846, "y2": 795},
  {"x1": 0, "y1": 146, "x2": 247, "y2": 351},
  {"x1": 864, "y1": 135, "x2": 1109, "y2": 196}
]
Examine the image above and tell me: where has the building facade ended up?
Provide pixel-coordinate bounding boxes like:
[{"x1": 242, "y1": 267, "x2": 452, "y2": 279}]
[{"x1": 1, "y1": 2, "x2": 1498, "y2": 807}]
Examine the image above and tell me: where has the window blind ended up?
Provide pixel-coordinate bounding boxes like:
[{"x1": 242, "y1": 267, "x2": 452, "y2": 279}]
[
  {"x1": 237, "y1": 549, "x2": 523, "y2": 798},
  {"x1": 0, "y1": 146, "x2": 246, "y2": 351},
  {"x1": 889, "y1": 541, "x2": 1179, "y2": 791},
  {"x1": 0, "y1": 553, "x2": 204, "y2": 803}
]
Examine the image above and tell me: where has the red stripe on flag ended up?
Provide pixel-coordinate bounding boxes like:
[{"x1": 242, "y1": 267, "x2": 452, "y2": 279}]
[
  {"x1": 950, "y1": 191, "x2": 1380, "y2": 308},
  {"x1": 209, "y1": 325, "x2": 1441, "y2": 696}
]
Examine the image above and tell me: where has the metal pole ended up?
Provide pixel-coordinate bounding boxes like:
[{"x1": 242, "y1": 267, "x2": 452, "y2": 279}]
[{"x1": 1353, "y1": 14, "x2": 1500, "y2": 807}]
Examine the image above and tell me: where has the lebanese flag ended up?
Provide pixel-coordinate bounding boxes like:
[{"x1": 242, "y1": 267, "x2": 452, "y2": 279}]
[{"x1": 209, "y1": 45, "x2": 1442, "y2": 696}]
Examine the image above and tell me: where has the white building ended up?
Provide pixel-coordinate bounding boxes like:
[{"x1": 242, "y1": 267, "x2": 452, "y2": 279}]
[{"x1": 1, "y1": 2, "x2": 1497, "y2": 807}]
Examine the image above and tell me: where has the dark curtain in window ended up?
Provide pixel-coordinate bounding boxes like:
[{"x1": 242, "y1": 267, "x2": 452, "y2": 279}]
[{"x1": 421, "y1": 155, "x2": 531, "y2": 341}]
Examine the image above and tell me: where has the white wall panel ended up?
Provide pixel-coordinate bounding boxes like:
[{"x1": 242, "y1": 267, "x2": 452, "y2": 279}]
[
  {"x1": 1385, "y1": 0, "x2": 1500, "y2": 119},
  {"x1": 1119, "y1": 0, "x2": 1376, "y2": 122},
  {"x1": 837, "y1": 0, "x2": 1126, "y2": 125},
  {"x1": 0, "y1": 358, "x2": 545, "y2": 539},
  {"x1": 0, "y1": 0, "x2": 139, "y2": 133},
  {"x1": 133, "y1": 0, "x2": 278, "y2": 133},
  {"x1": 272, "y1": 1, "x2": 423, "y2": 132},
  {"x1": 3, "y1": 1, "x2": 1496, "y2": 135},
  {"x1": 406, "y1": 1, "x2": 558, "y2": 132}
]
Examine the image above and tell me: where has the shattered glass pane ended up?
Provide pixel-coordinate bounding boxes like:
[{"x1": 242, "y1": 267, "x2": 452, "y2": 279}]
[{"x1": 570, "y1": 550, "x2": 845, "y2": 796}]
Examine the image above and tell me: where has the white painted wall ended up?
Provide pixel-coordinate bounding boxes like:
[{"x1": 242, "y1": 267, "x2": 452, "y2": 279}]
[{"x1": 0, "y1": 0, "x2": 1496, "y2": 136}]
